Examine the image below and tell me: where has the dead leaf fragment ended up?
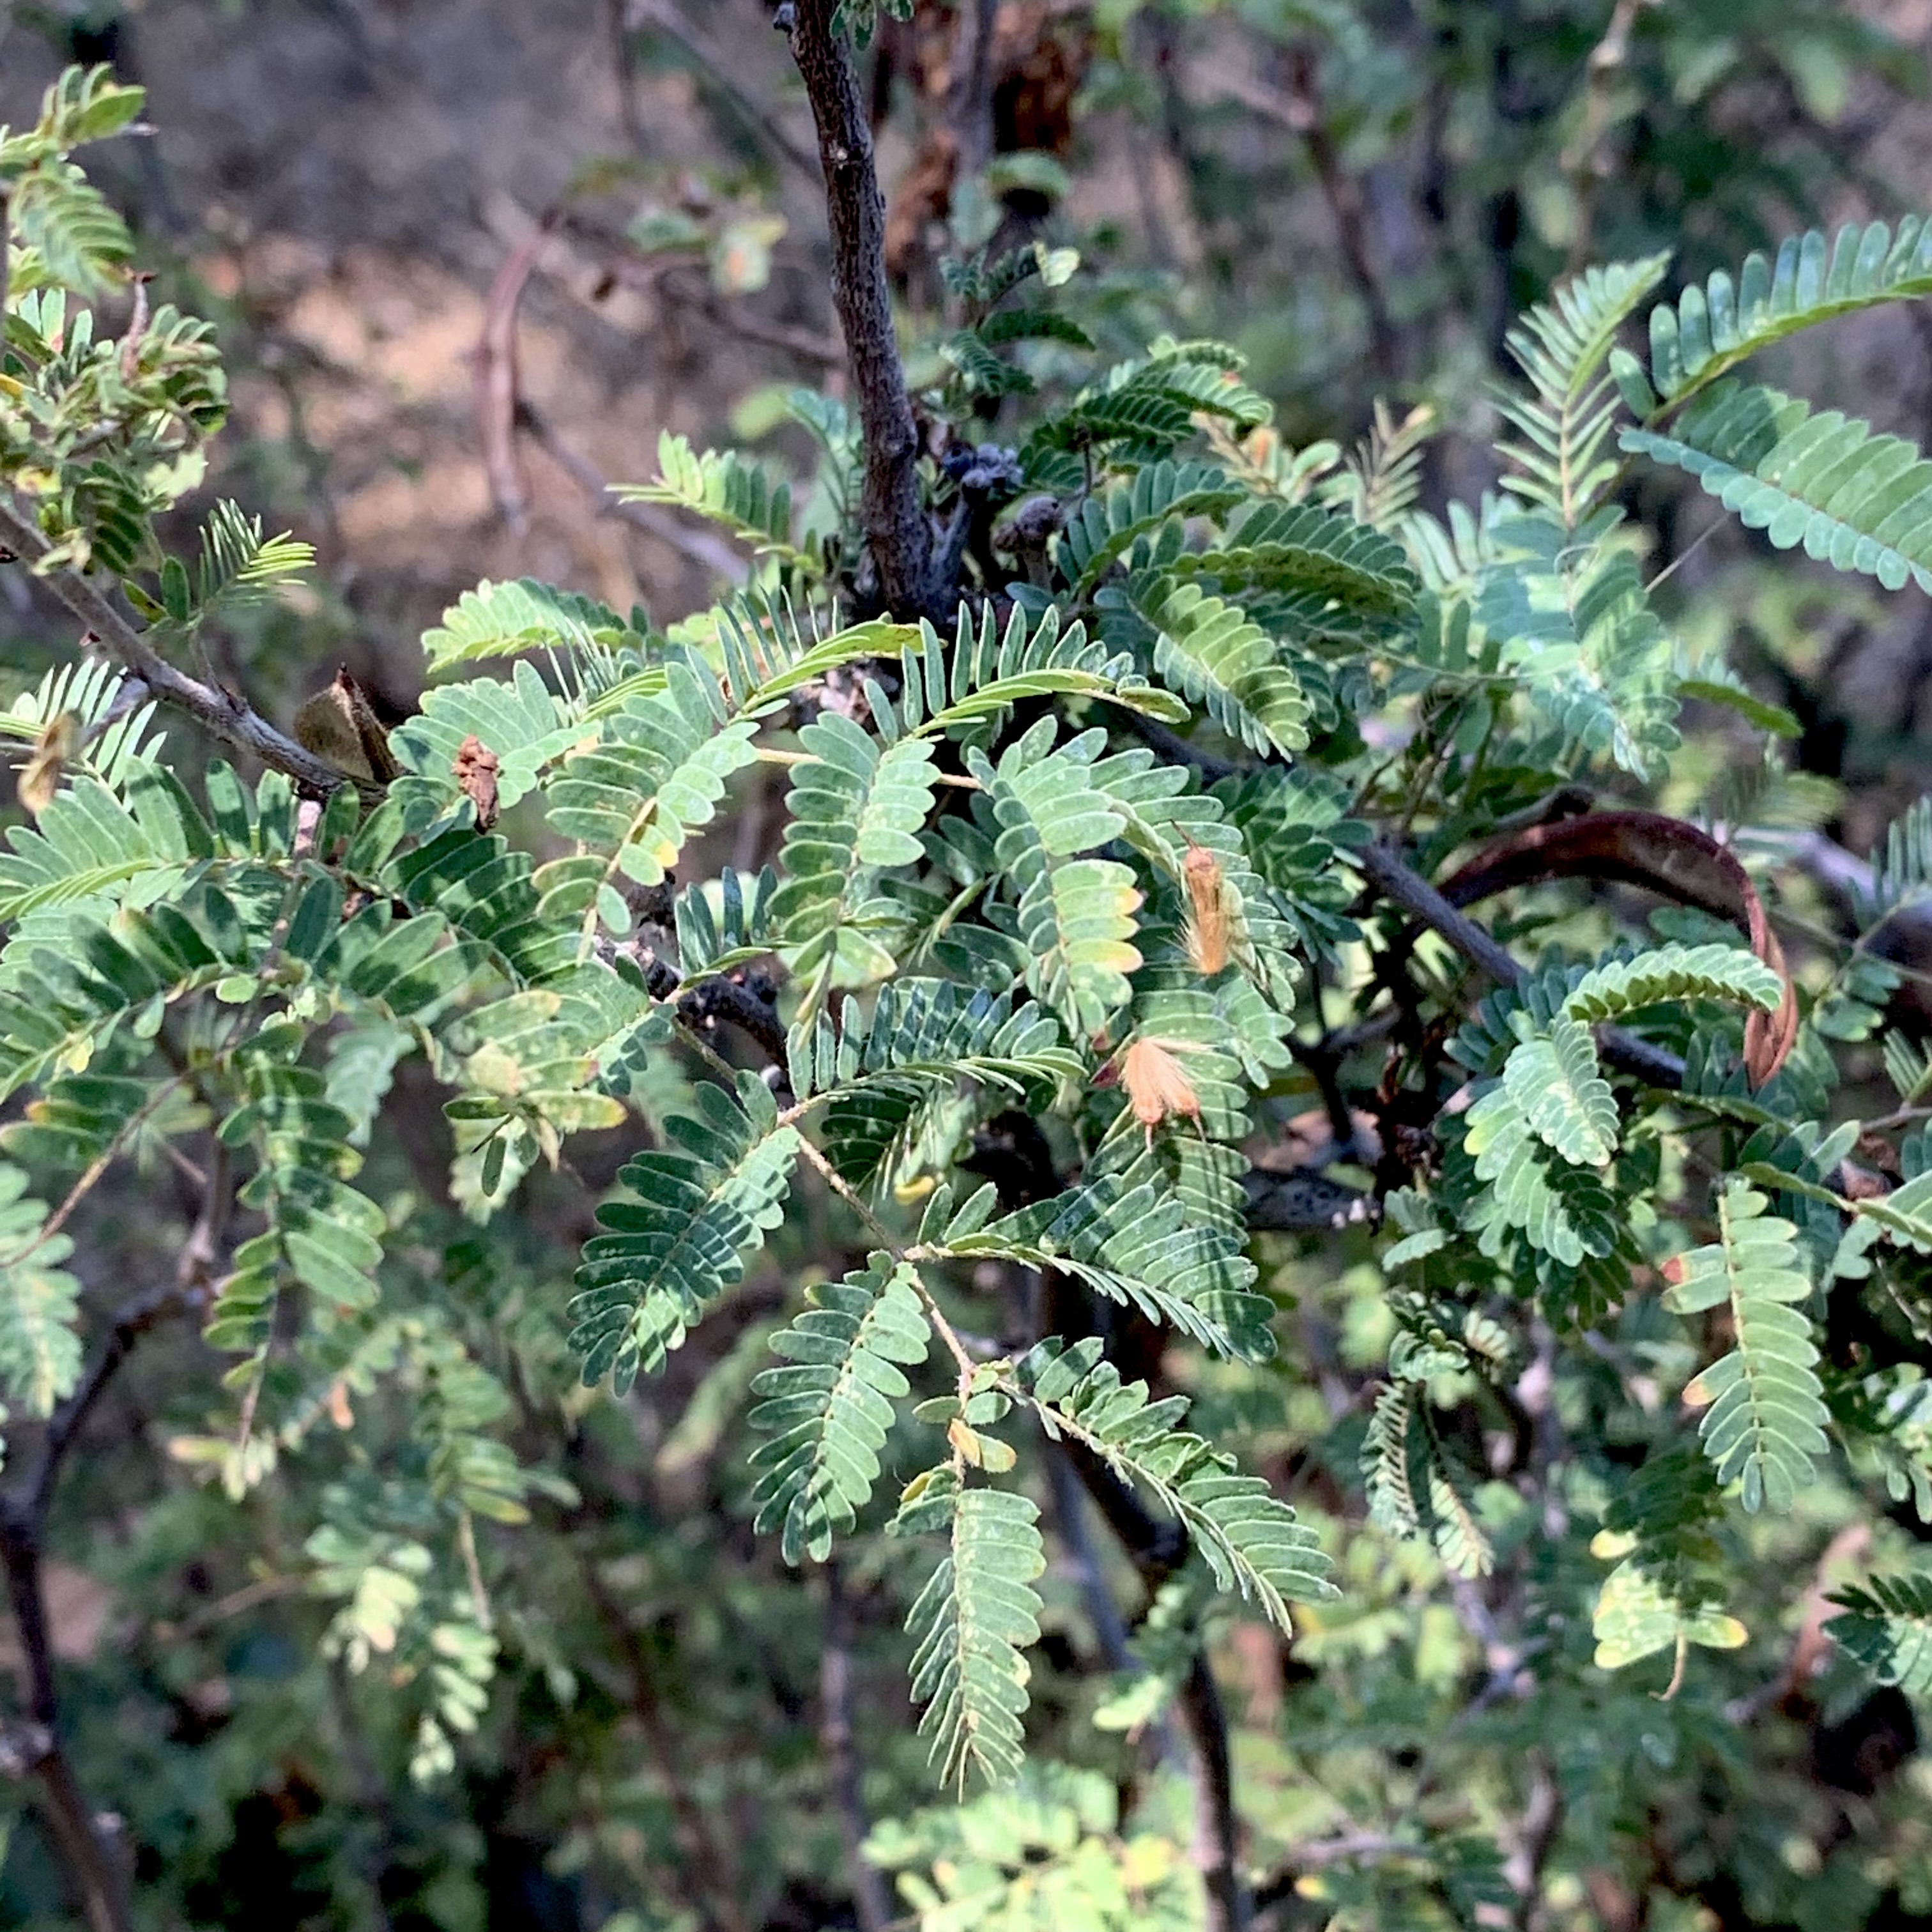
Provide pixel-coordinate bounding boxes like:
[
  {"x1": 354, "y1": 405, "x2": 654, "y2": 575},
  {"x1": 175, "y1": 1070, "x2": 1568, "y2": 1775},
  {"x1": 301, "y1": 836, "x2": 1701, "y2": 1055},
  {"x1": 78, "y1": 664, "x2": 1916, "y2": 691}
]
[
  {"x1": 1182, "y1": 838, "x2": 1231, "y2": 977},
  {"x1": 1121, "y1": 1036, "x2": 1204, "y2": 1143},
  {"x1": 454, "y1": 733, "x2": 501, "y2": 829},
  {"x1": 17, "y1": 711, "x2": 80, "y2": 815}
]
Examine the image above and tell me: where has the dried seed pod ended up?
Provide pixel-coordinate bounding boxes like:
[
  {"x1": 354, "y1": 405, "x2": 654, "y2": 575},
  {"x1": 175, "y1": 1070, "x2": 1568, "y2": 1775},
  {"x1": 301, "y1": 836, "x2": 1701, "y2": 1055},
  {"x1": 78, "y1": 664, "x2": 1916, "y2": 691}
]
[
  {"x1": 17, "y1": 711, "x2": 79, "y2": 815},
  {"x1": 292, "y1": 667, "x2": 401, "y2": 784},
  {"x1": 1120, "y1": 1036, "x2": 1204, "y2": 1146},
  {"x1": 1182, "y1": 838, "x2": 1231, "y2": 977}
]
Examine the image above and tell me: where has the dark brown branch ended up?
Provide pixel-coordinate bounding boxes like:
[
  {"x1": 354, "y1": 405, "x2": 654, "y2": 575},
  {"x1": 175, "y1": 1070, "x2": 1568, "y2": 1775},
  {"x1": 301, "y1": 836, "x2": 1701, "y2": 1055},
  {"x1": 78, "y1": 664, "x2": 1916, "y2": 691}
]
[
  {"x1": 820, "y1": 1561, "x2": 892, "y2": 1932},
  {"x1": 573, "y1": 1550, "x2": 750, "y2": 1932},
  {"x1": 948, "y1": 0, "x2": 999, "y2": 180},
  {"x1": 0, "y1": 1157, "x2": 227, "y2": 1932},
  {"x1": 1061, "y1": 1442, "x2": 1250, "y2": 1932},
  {"x1": 788, "y1": 0, "x2": 936, "y2": 620},
  {"x1": 0, "y1": 499, "x2": 352, "y2": 796},
  {"x1": 1116, "y1": 718, "x2": 1687, "y2": 1089},
  {"x1": 1353, "y1": 839, "x2": 1685, "y2": 1088}
]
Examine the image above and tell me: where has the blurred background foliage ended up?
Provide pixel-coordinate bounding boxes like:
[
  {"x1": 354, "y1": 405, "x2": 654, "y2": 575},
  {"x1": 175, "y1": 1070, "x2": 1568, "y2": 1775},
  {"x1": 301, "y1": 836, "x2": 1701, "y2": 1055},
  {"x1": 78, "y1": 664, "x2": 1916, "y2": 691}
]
[{"x1": 6, "y1": 2, "x2": 1932, "y2": 1929}]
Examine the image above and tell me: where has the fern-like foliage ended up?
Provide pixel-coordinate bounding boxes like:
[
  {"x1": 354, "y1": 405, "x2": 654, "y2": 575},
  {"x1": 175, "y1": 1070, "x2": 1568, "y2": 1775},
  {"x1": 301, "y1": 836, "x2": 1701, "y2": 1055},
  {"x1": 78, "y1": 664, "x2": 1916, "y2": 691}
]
[
  {"x1": 1159, "y1": 496, "x2": 1420, "y2": 622},
  {"x1": 937, "y1": 1175, "x2": 1275, "y2": 1362},
  {"x1": 1, "y1": 68, "x2": 143, "y2": 295},
  {"x1": 569, "y1": 1075, "x2": 801, "y2": 1391},
  {"x1": 1056, "y1": 460, "x2": 1246, "y2": 589},
  {"x1": 976, "y1": 724, "x2": 1144, "y2": 1035},
  {"x1": 420, "y1": 579, "x2": 638, "y2": 673},
  {"x1": 1827, "y1": 1572, "x2": 1932, "y2": 1698},
  {"x1": 789, "y1": 979, "x2": 1080, "y2": 1187},
  {"x1": 749, "y1": 1255, "x2": 930, "y2": 1562},
  {"x1": 0, "y1": 1163, "x2": 83, "y2": 1416},
  {"x1": 1560, "y1": 943, "x2": 1784, "y2": 1024},
  {"x1": 144, "y1": 500, "x2": 314, "y2": 633},
  {"x1": 545, "y1": 650, "x2": 761, "y2": 912},
  {"x1": 1360, "y1": 1373, "x2": 1496, "y2": 1578},
  {"x1": 1498, "y1": 254, "x2": 1670, "y2": 530},
  {"x1": 674, "y1": 866, "x2": 778, "y2": 980},
  {"x1": 0, "y1": 758, "x2": 208, "y2": 923},
  {"x1": 1621, "y1": 381, "x2": 1932, "y2": 594},
  {"x1": 1475, "y1": 514, "x2": 1680, "y2": 779},
  {"x1": 896, "y1": 1472, "x2": 1046, "y2": 1792},
  {"x1": 617, "y1": 431, "x2": 811, "y2": 567},
  {"x1": 1022, "y1": 339, "x2": 1271, "y2": 480},
  {"x1": 1016, "y1": 1337, "x2": 1335, "y2": 1627},
  {"x1": 1130, "y1": 577, "x2": 1310, "y2": 758},
  {"x1": 1630, "y1": 218, "x2": 1932, "y2": 410},
  {"x1": 1330, "y1": 399, "x2": 1436, "y2": 530},
  {"x1": 208, "y1": 1045, "x2": 388, "y2": 1358},
  {"x1": 1494, "y1": 1014, "x2": 1620, "y2": 1167},
  {"x1": 768, "y1": 712, "x2": 939, "y2": 991},
  {"x1": 1662, "y1": 1179, "x2": 1827, "y2": 1512},
  {"x1": 887, "y1": 602, "x2": 1189, "y2": 732}
]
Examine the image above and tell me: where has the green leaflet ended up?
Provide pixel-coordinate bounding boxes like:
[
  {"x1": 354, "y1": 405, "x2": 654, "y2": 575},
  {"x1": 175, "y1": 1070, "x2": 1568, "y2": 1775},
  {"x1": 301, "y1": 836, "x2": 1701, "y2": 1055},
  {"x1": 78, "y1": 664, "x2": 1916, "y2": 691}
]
[
  {"x1": 1591, "y1": 1560, "x2": 1746, "y2": 1671},
  {"x1": 390, "y1": 659, "x2": 581, "y2": 815},
  {"x1": 1636, "y1": 218, "x2": 1932, "y2": 408},
  {"x1": 1133, "y1": 576, "x2": 1310, "y2": 760},
  {"x1": 1460, "y1": 1082, "x2": 1619, "y2": 1267},
  {"x1": 1621, "y1": 381, "x2": 1932, "y2": 594},
  {"x1": 787, "y1": 979, "x2": 1080, "y2": 1188},
  {"x1": 1663, "y1": 1179, "x2": 1827, "y2": 1513},
  {"x1": 1163, "y1": 496, "x2": 1420, "y2": 620},
  {"x1": 1018, "y1": 1338, "x2": 1335, "y2": 1627},
  {"x1": 1360, "y1": 1379, "x2": 1494, "y2": 1578},
  {"x1": 887, "y1": 602, "x2": 1189, "y2": 731},
  {"x1": 769, "y1": 710, "x2": 940, "y2": 991},
  {"x1": 1827, "y1": 1572, "x2": 1932, "y2": 1698},
  {"x1": 896, "y1": 1473, "x2": 1046, "y2": 1792},
  {"x1": 208, "y1": 1050, "x2": 389, "y2": 1358},
  {"x1": 0, "y1": 762, "x2": 213, "y2": 921},
  {"x1": 982, "y1": 727, "x2": 1143, "y2": 1035},
  {"x1": 1475, "y1": 515, "x2": 1679, "y2": 779},
  {"x1": 617, "y1": 430, "x2": 809, "y2": 567},
  {"x1": 1496, "y1": 1015, "x2": 1618, "y2": 1167},
  {"x1": 420, "y1": 579, "x2": 636, "y2": 674},
  {"x1": 545, "y1": 651, "x2": 760, "y2": 901},
  {"x1": 1560, "y1": 942, "x2": 1784, "y2": 1024},
  {"x1": 569, "y1": 1077, "x2": 801, "y2": 1392},
  {"x1": 1498, "y1": 254, "x2": 1671, "y2": 531},
  {"x1": 749, "y1": 1256, "x2": 930, "y2": 1562},
  {"x1": 941, "y1": 1176, "x2": 1276, "y2": 1363},
  {"x1": 0, "y1": 1163, "x2": 83, "y2": 1416},
  {"x1": 1055, "y1": 459, "x2": 1247, "y2": 588}
]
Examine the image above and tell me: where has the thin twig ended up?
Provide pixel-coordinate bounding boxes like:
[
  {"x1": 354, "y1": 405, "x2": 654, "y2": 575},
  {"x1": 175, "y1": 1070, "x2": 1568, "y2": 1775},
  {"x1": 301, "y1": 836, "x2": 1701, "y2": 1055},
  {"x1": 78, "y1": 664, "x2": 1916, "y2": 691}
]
[
  {"x1": 606, "y1": 0, "x2": 645, "y2": 151},
  {"x1": 0, "y1": 499, "x2": 351, "y2": 795},
  {"x1": 820, "y1": 1561, "x2": 893, "y2": 1932},
  {"x1": 0, "y1": 1151, "x2": 229, "y2": 1932},
  {"x1": 787, "y1": 0, "x2": 937, "y2": 619},
  {"x1": 949, "y1": 0, "x2": 999, "y2": 180},
  {"x1": 474, "y1": 211, "x2": 557, "y2": 535},
  {"x1": 636, "y1": 0, "x2": 822, "y2": 181},
  {"x1": 1562, "y1": 0, "x2": 1659, "y2": 271},
  {"x1": 514, "y1": 399, "x2": 751, "y2": 583}
]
